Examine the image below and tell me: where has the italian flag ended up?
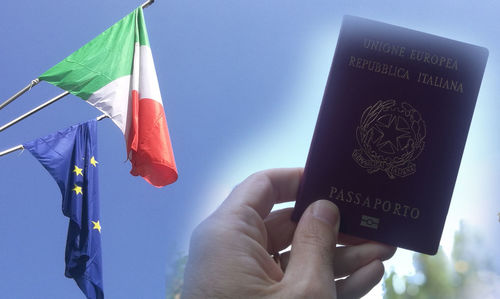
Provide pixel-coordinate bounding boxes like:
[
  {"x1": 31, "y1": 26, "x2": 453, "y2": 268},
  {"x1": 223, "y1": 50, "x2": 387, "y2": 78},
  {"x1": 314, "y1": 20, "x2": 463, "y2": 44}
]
[{"x1": 39, "y1": 7, "x2": 177, "y2": 187}]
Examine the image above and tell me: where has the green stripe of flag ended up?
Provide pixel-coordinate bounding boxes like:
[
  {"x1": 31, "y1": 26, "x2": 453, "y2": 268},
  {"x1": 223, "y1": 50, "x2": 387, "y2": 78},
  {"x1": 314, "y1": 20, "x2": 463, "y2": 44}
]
[{"x1": 39, "y1": 7, "x2": 150, "y2": 100}]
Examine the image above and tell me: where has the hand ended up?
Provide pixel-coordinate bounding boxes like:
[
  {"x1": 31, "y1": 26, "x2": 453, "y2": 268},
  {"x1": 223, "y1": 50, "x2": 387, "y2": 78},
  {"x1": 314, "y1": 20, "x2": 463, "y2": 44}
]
[{"x1": 182, "y1": 168, "x2": 396, "y2": 298}]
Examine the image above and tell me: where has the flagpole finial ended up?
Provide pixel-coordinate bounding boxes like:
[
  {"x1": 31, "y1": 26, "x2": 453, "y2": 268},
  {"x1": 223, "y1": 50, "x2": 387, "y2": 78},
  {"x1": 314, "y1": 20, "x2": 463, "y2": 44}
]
[{"x1": 141, "y1": 0, "x2": 155, "y2": 9}]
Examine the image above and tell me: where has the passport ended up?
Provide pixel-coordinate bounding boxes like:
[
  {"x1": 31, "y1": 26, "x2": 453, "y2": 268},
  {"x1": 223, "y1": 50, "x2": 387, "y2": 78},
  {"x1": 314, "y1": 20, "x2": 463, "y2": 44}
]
[{"x1": 291, "y1": 16, "x2": 488, "y2": 255}]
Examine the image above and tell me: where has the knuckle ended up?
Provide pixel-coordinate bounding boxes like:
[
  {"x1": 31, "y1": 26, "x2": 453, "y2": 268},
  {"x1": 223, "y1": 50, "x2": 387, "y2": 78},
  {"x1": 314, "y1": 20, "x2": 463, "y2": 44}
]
[{"x1": 247, "y1": 171, "x2": 275, "y2": 194}]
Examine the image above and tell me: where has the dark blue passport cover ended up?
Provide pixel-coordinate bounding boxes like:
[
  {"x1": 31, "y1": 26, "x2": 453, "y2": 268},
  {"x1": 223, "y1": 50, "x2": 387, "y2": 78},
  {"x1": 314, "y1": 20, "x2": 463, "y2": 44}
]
[{"x1": 291, "y1": 15, "x2": 488, "y2": 255}]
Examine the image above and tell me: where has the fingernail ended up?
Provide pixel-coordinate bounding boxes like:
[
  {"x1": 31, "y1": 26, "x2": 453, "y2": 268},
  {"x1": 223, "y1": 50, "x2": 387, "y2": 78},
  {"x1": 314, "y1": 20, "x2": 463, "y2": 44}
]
[{"x1": 311, "y1": 200, "x2": 339, "y2": 228}]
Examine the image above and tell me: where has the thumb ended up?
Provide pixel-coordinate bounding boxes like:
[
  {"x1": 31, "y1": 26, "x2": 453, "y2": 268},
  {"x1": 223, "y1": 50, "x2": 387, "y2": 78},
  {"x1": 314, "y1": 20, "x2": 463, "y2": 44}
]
[{"x1": 285, "y1": 200, "x2": 340, "y2": 295}]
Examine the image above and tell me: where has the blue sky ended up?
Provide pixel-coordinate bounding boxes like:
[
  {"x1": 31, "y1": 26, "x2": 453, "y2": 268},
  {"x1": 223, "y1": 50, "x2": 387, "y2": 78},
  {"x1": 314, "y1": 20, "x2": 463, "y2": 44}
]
[{"x1": 1, "y1": 0, "x2": 499, "y2": 298}]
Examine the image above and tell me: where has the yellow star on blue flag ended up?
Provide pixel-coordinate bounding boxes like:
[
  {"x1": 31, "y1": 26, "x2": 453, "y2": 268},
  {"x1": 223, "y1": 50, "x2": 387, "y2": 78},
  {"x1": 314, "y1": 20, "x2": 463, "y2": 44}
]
[
  {"x1": 90, "y1": 156, "x2": 98, "y2": 167},
  {"x1": 73, "y1": 165, "x2": 83, "y2": 176},
  {"x1": 72, "y1": 184, "x2": 83, "y2": 195},
  {"x1": 92, "y1": 220, "x2": 102, "y2": 233}
]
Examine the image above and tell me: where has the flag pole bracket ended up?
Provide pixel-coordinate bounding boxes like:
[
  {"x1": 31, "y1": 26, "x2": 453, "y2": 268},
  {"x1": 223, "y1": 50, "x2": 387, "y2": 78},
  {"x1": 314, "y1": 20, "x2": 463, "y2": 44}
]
[{"x1": 0, "y1": 78, "x2": 40, "y2": 110}]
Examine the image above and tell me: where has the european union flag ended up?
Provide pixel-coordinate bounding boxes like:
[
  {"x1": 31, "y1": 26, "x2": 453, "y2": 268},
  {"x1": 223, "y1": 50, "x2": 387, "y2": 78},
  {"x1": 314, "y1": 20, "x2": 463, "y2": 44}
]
[{"x1": 24, "y1": 120, "x2": 104, "y2": 299}]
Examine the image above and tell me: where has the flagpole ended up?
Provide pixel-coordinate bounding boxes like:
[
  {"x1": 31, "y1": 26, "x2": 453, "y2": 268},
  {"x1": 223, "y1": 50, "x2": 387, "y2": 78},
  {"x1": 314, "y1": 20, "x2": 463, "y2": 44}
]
[
  {"x1": 96, "y1": 114, "x2": 109, "y2": 121},
  {"x1": 0, "y1": 91, "x2": 70, "y2": 133},
  {"x1": 0, "y1": 93, "x2": 112, "y2": 133},
  {"x1": 141, "y1": 0, "x2": 155, "y2": 9},
  {"x1": 0, "y1": 114, "x2": 109, "y2": 157},
  {"x1": 0, "y1": 78, "x2": 40, "y2": 110},
  {"x1": 0, "y1": 145, "x2": 23, "y2": 157}
]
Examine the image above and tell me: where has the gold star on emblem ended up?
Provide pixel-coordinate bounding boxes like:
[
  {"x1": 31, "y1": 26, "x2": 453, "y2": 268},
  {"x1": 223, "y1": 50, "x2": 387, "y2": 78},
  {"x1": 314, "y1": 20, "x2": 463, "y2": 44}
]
[
  {"x1": 72, "y1": 165, "x2": 83, "y2": 176},
  {"x1": 92, "y1": 220, "x2": 102, "y2": 233},
  {"x1": 90, "y1": 156, "x2": 98, "y2": 167},
  {"x1": 72, "y1": 184, "x2": 83, "y2": 195}
]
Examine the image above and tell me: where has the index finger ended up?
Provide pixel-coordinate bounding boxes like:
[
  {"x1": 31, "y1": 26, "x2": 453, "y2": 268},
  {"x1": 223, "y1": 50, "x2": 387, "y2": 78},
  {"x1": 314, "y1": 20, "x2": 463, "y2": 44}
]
[{"x1": 220, "y1": 168, "x2": 304, "y2": 219}]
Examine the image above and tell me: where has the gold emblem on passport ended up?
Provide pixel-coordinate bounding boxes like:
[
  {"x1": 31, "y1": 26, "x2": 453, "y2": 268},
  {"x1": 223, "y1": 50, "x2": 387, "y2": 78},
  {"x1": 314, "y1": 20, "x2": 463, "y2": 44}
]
[{"x1": 352, "y1": 100, "x2": 426, "y2": 179}]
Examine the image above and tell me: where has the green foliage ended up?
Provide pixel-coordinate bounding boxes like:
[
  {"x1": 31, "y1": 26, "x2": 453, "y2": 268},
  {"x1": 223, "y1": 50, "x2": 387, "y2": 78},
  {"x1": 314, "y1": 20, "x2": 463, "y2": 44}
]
[
  {"x1": 384, "y1": 246, "x2": 454, "y2": 299},
  {"x1": 383, "y1": 221, "x2": 497, "y2": 299},
  {"x1": 166, "y1": 254, "x2": 188, "y2": 299}
]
